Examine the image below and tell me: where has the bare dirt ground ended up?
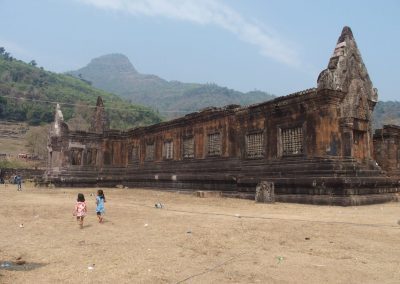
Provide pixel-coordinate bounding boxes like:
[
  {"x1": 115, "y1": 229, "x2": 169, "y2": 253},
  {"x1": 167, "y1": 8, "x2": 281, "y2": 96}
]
[{"x1": 1, "y1": 184, "x2": 400, "y2": 284}]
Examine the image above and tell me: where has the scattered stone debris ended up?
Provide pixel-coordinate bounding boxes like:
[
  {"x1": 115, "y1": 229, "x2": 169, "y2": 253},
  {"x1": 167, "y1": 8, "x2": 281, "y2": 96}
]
[
  {"x1": 0, "y1": 259, "x2": 45, "y2": 271},
  {"x1": 15, "y1": 257, "x2": 26, "y2": 266},
  {"x1": 88, "y1": 264, "x2": 95, "y2": 270},
  {"x1": 116, "y1": 185, "x2": 124, "y2": 189},
  {"x1": 276, "y1": 256, "x2": 284, "y2": 264},
  {"x1": 19, "y1": 224, "x2": 24, "y2": 228},
  {"x1": 0, "y1": 262, "x2": 11, "y2": 268},
  {"x1": 154, "y1": 203, "x2": 164, "y2": 209},
  {"x1": 305, "y1": 237, "x2": 310, "y2": 240}
]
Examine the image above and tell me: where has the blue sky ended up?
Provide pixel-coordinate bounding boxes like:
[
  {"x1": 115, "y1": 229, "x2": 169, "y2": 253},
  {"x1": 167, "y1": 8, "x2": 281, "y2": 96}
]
[{"x1": 1, "y1": 0, "x2": 399, "y2": 101}]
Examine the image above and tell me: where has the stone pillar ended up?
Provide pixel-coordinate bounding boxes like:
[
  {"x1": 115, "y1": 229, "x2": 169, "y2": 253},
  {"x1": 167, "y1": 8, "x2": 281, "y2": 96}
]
[
  {"x1": 255, "y1": 181, "x2": 275, "y2": 203},
  {"x1": 340, "y1": 118, "x2": 353, "y2": 157}
]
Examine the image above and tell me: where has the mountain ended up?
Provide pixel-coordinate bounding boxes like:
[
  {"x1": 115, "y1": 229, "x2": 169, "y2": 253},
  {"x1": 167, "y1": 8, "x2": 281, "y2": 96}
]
[
  {"x1": 0, "y1": 50, "x2": 162, "y2": 129},
  {"x1": 67, "y1": 54, "x2": 276, "y2": 118}
]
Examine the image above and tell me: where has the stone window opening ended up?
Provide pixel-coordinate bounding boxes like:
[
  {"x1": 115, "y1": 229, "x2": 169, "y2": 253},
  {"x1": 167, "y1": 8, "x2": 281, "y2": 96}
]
[
  {"x1": 84, "y1": 148, "x2": 97, "y2": 165},
  {"x1": 246, "y1": 132, "x2": 264, "y2": 158},
  {"x1": 281, "y1": 127, "x2": 303, "y2": 156},
  {"x1": 70, "y1": 148, "x2": 83, "y2": 165},
  {"x1": 397, "y1": 149, "x2": 400, "y2": 169},
  {"x1": 132, "y1": 146, "x2": 139, "y2": 163},
  {"x1": 163, "y1": 140, "x2": 174, "y2": 160},
  {"x1": 145, "y1": 143, "x2": 155, "y2": 161},
  {"x1": 207, "y1": 132, "x2": 221, "y2": 156},
  {"x1": 183, "y1": 137, "x2": 194, "y2": 159}
]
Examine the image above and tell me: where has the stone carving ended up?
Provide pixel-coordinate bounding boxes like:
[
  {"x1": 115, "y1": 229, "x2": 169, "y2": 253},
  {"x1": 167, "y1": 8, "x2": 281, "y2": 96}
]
[
  {"x1": 317, "y1": 26, "x2": 378, "y2": 120},
  {"x1": 53, "y1": 104, "x2": 64, "y2": 136}
]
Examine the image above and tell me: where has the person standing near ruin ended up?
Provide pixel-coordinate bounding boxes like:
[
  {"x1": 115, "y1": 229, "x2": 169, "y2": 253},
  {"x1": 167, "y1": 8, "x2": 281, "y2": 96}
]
[
  {"x1": 73, "y1": 193, "x2": 87, "y2": 229},
  {"x1": 96, "y1": 189, "x2": 106, "y2": 223},
  {"x1": 15, "y1": 175, "x2": 22, "y2": 191}
]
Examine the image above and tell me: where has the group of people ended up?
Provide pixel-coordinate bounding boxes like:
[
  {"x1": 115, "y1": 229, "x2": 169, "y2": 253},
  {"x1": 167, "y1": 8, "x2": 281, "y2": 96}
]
[
  {"x1": 73, "y1": 189, "x2": 106, "y2": 229},
  {"x1": 0, "y1": 174, "x2": 22, "y2": 189},
  {"x1": 3, "y1": 174, "x2": 23, "y2": 189}
]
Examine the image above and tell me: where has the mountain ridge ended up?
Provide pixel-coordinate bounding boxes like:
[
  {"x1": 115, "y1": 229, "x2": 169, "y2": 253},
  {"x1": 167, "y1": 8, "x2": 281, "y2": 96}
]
[
  {"x1": 67, "y1": 53, "x2": 276, "y2": 118},
  {"x1": 0, "y1": 50, "x2": 162, "y2": 129}
]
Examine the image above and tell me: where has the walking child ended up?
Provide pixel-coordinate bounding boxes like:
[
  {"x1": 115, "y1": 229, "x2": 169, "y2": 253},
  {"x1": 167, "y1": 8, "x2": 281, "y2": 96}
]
[
  {"x1": 73, "y1": 193, "x2": 87, "y2": 229},
  {"x1": 96, "y1": 189, "x2": 106, "y2": 223}
]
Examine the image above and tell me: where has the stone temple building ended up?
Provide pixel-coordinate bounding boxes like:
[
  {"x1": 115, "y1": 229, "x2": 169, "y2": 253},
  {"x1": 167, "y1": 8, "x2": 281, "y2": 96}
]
[{"x1": 45, "y1": 27, "x2": 400, "y2": 205}]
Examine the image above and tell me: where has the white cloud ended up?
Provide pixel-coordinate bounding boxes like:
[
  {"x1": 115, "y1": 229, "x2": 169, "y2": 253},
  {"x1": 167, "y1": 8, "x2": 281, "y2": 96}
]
[{"x1": 75, "y1": 0, "x2": 300, "y2": 67}]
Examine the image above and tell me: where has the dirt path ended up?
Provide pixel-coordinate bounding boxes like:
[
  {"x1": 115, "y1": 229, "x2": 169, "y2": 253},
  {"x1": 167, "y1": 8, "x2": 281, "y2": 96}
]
[{"x1": 1, "y1": 185, "x2": 399, "y2": 283}]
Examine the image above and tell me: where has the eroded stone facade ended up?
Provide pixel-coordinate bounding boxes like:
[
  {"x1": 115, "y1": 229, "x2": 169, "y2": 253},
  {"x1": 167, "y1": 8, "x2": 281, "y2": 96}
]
[
  {"x1": 374, "y1": 125, "x2": 400, "y2": 177},
  {"x1": 45, "y1": 27, "x2": 400, "y2": 205}
]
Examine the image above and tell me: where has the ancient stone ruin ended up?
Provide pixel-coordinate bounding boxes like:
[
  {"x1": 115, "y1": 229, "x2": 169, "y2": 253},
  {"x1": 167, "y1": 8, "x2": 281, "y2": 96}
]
[{"x1": 45, "y1": 27, "x2": 400, "y2": 205}]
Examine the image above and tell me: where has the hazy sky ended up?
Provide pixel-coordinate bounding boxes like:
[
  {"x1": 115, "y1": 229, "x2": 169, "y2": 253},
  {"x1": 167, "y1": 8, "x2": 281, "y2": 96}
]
[{"x1": 1, "y1": 0, "x2": 399, "y2": 101}]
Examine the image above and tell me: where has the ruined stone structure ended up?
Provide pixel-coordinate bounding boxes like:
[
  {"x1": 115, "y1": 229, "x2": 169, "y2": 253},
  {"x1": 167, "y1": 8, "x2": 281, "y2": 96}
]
[
  {"x1": 45, "y1": 27, "x2": 400, "y2": 205},
  {"x1": 374, "y1": 125, "x2": 400, "y2": 177}
]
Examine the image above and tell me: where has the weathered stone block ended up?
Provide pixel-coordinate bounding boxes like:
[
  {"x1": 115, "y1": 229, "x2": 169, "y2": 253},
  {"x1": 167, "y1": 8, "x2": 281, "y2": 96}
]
[
  {"x1": 255, "y1": 181, "x2": 275, "y2": 203},
  {"x1": 195, "y1": 191, "x2": 222, "y2": 198}
]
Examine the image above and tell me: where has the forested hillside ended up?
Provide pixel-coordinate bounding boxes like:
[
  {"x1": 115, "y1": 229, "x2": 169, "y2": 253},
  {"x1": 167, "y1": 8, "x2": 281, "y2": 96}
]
[
  {"x1": 68, "y1": 54, "x2": 276, "y2": 118},
  {"x1": 0, "y1": 48, "x2": 162, "y2": 130},
  {"x1": 373, "y1": 101, "x2": 400, "y2": 129}
]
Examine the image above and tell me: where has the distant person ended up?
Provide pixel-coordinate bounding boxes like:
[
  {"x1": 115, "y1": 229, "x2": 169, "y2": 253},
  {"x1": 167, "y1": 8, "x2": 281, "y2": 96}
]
[
  {"x1": 73, "y1": 193, "x2": 87, "y2": 229},
  {"x1": 15, "y1": 175, "x2": 22, "y2": 191},
  {"x1": 96, "y1": 189, "x2": 106, "y2": 223}
]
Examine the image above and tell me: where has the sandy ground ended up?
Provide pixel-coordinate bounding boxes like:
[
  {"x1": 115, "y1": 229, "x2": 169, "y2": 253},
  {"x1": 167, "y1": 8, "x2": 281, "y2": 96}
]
[{"x1": 1, "y1": 184, "x2": 400, "y2": 284}]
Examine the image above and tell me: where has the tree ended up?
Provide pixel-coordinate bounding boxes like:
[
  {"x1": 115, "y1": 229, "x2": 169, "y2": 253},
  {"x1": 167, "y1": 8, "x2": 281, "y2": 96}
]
[
  {"x1": 0, "y1": 97, "x2": 7, "y2": 118},
  {"x1": 0, "y1": 47, "x2": 5, "y2": 55},
  {"x1": 67, "y1": 101, "x2": 91, "y2": 131},
  {"x1": 68, "y1": 114, "x2": 90, "y2": 131},
  {"x1": 29, "y1": 60, "x2": 37, "y2": 67},
  {"x1": 41, "y1": 111, "x2": 54, "y2": 123},
  {"x1": 26, "y1": 125, "x2": 49, "y2": 160}
]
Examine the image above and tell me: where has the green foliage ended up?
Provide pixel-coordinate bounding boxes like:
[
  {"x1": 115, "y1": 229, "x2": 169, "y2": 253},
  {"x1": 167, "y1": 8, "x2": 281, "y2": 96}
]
[
  {"x1": 28, "y1": 60, "x2": 37, "y2": 67},
  {"x1": 0, "y1": 52, "x2": 162, "y2": 128},
  {"x1": 0, "y1": 159, "x2": 26, "y2": 169}
]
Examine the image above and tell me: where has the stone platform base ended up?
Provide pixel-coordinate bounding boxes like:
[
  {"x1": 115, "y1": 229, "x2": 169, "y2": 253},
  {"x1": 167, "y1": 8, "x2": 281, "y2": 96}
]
[
  {"x1": 224, "y1": 192, "x2": 400, "y2": 206},
  {"x1": 195, "y1": 191, "x2": 222, "y2": 198}
]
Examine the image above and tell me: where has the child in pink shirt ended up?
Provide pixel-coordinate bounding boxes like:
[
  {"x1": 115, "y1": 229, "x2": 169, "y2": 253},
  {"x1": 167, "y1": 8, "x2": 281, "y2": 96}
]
[{"x1": 73, "y1": 193, "x2": 87, "y2": 229}]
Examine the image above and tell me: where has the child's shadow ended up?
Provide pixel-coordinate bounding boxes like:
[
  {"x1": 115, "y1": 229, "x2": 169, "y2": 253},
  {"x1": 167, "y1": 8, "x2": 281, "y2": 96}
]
[
  {"x1": 100, "y1": 219, "x2": 114, "y2": 225},
  {"x1": 84, "y1": 224, "x2": 92, "y2": 229}
]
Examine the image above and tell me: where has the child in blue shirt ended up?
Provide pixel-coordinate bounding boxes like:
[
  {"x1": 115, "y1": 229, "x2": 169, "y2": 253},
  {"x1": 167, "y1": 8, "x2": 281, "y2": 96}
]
[{"x1": 96, "y1": 189, "x2": 106, "y2": 223}]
